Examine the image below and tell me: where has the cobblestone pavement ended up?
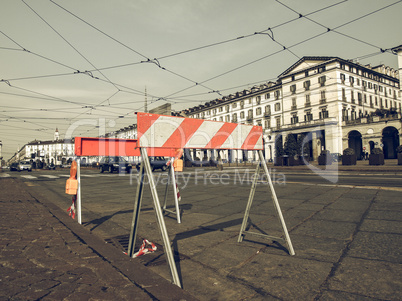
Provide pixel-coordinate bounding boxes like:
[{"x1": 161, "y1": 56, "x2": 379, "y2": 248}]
[
  {"x1": 2, "y1": 162, "x2": 402, "y2": 300},
  {"x1": 0, "y1": 178, "x2": 196, "y2": 300}
]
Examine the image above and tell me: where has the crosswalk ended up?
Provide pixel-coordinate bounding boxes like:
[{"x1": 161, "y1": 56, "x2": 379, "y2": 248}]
[{"x1": 0, "y1": 172, "x2": 137, "y2": 180}]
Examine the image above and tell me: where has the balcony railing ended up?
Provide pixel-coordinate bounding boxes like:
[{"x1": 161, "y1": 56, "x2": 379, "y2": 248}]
[
  {"x1": 343, "y1": 112, "x2": 401, "y2": 126},
  {"x1": 272, "y1": 117, "x2": 337, "y2": 131}
]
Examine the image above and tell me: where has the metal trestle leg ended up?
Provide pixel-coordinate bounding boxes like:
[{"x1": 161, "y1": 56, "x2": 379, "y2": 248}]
[{"x1": 238, "y1": 150, "x2": 295, "y2": 256}]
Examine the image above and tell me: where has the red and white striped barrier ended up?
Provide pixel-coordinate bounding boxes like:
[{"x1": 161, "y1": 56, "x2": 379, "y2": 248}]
[
  {"x1": 137, "y1": 112, "x2": 263, "y2": 150},
  {"x1": 132, "y1": 239, "x2": 157, "y2": 258}
]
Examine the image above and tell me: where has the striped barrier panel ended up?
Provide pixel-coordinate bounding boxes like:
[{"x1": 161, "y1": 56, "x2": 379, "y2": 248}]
[
  {"x1": 74, "y1": 137, "x2": 176, "y2": 157},
  {"x1": 137, "y1": 112, "x2": 263, "y2": 150}
]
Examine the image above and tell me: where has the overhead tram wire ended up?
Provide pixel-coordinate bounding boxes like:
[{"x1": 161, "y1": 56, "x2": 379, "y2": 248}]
[
  {"x1": 46, "y1": 0, "x2": 398, "y2": 131},
  {"x1": 47, "y1": 0, "x2": 249, "y2": 98},
  {"x1": 163, "y1": 0, "x2": 402, "y2": 103},
  {"x1": 275, "y1": 0, "x2": 402, "y2": 54},
  {"x1": 46, "y1": 0, "x2": 350, "y2": 108},
  {"x1": 0, "y1": 30, "x2": 78, "y2": 72},
  {"x1": 21, "y1": 0, "x2": 120, "y2": 92},
  {"x1": 155, "y1": 0, "x2": 349, "y2": 61},
  {"x1": 43, "y1": 0, "x2": 349, "y2": 76}
]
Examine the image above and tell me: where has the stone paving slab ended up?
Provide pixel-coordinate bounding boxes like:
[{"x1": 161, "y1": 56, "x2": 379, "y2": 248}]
[{"x1": 0, "y1": 178, "x2": 197, "y2": 301}]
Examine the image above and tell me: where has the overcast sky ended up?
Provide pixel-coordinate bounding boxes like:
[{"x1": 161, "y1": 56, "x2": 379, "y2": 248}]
[{"x1": 1, "y1": 0, "x2": 401, "y2": 160}]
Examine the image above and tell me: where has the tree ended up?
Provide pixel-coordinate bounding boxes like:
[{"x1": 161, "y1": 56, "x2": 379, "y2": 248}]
[
  {"x1": 284, "y1": 134, "x2": 298, "y2": 157},
  {"x1": 275, "y1": 135, "x2": 284, "y2": 158}
]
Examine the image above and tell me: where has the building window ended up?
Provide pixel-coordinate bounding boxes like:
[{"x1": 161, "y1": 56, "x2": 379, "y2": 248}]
[
  {"x1": 342, "y1": 107, "x2": 348, "y2": 121},
  {"x1": 232, "y1": 102, "x2": 237, "y2": 109},
  {"x1": 247, "y1": 109, "x2": 253, "y2": 120},
  {"x1": 219, "y1": 107, "x2": 223, "y2": 112},
  {"x1": 248, "y1": 98, "x2": 252, "y2": 104},
  {"x1": 305, "y1": 111, "x2": 313, "y2": 121},
  {"x1": 303, "y1": 80, "x2": 311, "y2": 90},
  {"x1": 274, "y1": 90, "x2": 280, "y2": 100},
  {"x1": 240, "y1": 100, "x2": 244, "y2": 109},
  {"x1": 256, "y1": 107, "x2": 262, "y2": 115},
  {"x1": 265, "y1": 105, "x2": 271, "y2": 115},
  {"x1": 274, "y1": 102, "x2": 281, "y2": 111},
  {"x1": 265, "y1": 118, "x2": 271, "y2": 128},
  {"x1": 240, "y1": 111, "x2": 245, "y2": 119},
  {"x1": 305, "y1": 94, "x2": 311, "y2": 107},
  {"x1": 358, "y1": 93, "x2": 362, "y2": 105},
  {"x1": 265, "y1": 93, "x2": 270, "y2": 99},
  {"x1": 349, "y1": 76, "x2": 354, "y2": 86},
  {"x1": 291, "y1": 114, "x2": 299, "y2": 124},
  {"x1": 213, "y1": 108, "x2": 217, "y2": 115},
  {"x1": 319, "y1": 108, "x2": 329, "y2": 119},
  {"x1": 318, "y1": 75, "x2": 326, "y2": 86},
  {"x1": 320, "y1": 90, "x2": 326, "y2": 103},
  {"x1": 305, "y1": 70, "x2": 309, "y2": 77},
  {"x1": 341, "y1": 73, "x2": 346, "y2": 84},
  {"x1": 351, "y1": 91, "x2": 355, "y2": 103},
  {"x1": 219, "y1": 116, "x2": 223, "y2": 121},
  {"x1": 364, "y1": 94, "x2": 367, "y2": 104},
  {"x1": 351, "y1": 108, "x2": 356, "y2": 120},
  {"x1": 342, "y1": 88, "x2": 346, "y2": 101},
  {"x1": 290, "y1": 84, "x2": 296, "y2": 94},
  {"x1": 276, "y1": 117, "x2": 281, "y2": 129},
  {"x1": 291, "y1": 98, "x2": 297, "y2": 110},
  {"x1": 226, "y1": 105, "x2": 230, "y2": 112},
  {"x1": 256, "y1": 96, "x2": 261, "y2": 104},
  {"x1": 232, "y1": 113, "x2": 237, "y2": 122}
]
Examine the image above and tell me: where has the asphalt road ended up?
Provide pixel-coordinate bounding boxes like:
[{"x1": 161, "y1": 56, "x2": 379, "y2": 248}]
[{"x1": 2, "y1": 167, "x2": 401, "y2": 300}]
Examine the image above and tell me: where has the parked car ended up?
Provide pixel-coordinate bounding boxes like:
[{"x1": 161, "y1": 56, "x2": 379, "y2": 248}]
[
  {"x1": 136, "y1": 156, "x2": 168, "y2": 172},
  {"x1": 18, "y1": 161, "x2": 32, "y2": 172},
  {"x1": 10, "y1": 162, "x2": 19, "y2": 171},
  {"x1": 47, "y1": 162, "x2": 56, "y2": 170},
  {"x1": 99, "y1": 157, "x2": 132, "y2": 174}
]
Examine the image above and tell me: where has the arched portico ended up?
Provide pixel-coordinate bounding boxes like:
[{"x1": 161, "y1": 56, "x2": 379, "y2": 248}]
[
  {"x1": 382, "y1": 126, "x2": 400, "y2": 159},
  {"x1": 348, "y1": 130, "x2": 363, "y2": 159}
]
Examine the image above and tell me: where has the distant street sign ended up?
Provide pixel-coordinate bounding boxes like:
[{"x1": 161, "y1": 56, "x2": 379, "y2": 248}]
[{"x1": 363, "y1": 147, "x2": 366, "y2": 150}]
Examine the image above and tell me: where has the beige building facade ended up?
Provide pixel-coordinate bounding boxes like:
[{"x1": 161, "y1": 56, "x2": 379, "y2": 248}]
[{"x1": 182, "y1": 56, "x2": 401, "y2": 162}]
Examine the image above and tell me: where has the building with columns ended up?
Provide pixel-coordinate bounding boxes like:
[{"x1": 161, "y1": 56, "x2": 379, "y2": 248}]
[
  {"x1": 180, "y1": 56, "x2": 401, "y2": 162},
  {"x1": 8, "y1": 128, "x2": 75, "y2": 167}
]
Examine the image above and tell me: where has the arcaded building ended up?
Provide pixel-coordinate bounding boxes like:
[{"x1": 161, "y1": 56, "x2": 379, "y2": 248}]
[{"x1": 182, "y1": 56, "x2": 401, "y2": 162}]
